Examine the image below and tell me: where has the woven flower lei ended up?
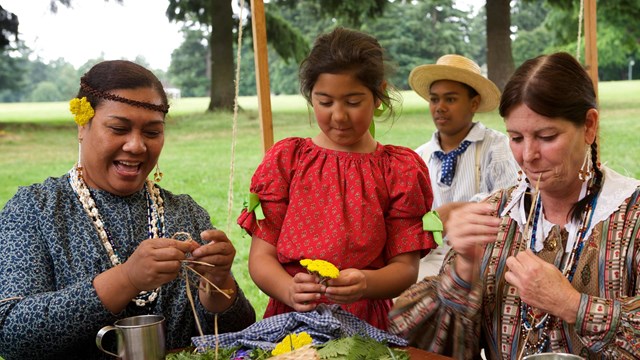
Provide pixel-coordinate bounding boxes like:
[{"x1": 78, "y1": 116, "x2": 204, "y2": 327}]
[
  {"x1": 271, "y1": 332, "x2": 313, "y2": 356},
  {"x1": 69, "y1": 97, "x2": 95, "y2": 126},
  {"x1": 300, "y1": 259, "x2": 339, "y2": 285}
]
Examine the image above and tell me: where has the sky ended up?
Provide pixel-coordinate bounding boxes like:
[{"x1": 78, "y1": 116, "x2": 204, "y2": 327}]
[
  {"x1": 3, "y1": 0, "x2": 485, "y2": 72},
  {"x1": 3, "y1": 0, "x2": 184, "y2": 71}
]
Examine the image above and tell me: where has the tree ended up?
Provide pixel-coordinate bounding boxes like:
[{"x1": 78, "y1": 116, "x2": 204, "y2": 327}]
[
  {"x1": 486, "y1": 0, "x2": 514, "y2": 91},
  {"x1": 0, "y1": 5, "x2": 18, "y2": 49},
  {"x1": 30, "y1": 81, "x2": 63, "y2": 102},
  {"x1": 541, "y1": 0, "x2": 640, "y2": 81},
  {"x1": 168, "y1": 27, "x2": 209, "y2": 97},
  {"x1": 0, "y1": 41, "x2": 28, "y2": 101},
  {"x1": 166, "y1": 0, "x2": 389, "y2": 112},
  {"x1": 511, "y1": 1, "x2": 551, "y2": 67}
]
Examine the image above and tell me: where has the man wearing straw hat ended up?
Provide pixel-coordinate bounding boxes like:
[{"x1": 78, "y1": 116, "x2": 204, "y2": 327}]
[{"x1": 410, "y1": 54, "x2": 519, "y2": 278}]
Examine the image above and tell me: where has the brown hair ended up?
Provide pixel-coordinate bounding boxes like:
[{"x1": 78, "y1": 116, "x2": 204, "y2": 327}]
[
  {"x1": 299, "y1": 27, "x2": 396, "y2": 118},
  {"x1": 76, "y1": 60, "x2": 169, "y2": 114},
  {"x1": 499, "y1": 52, "x2": 600, "y2": 220}
]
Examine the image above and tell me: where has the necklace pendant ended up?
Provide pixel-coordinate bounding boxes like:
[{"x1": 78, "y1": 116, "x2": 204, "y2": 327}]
[{"x1": 544, "y1": 237, "x2": 557, "y2": 251}]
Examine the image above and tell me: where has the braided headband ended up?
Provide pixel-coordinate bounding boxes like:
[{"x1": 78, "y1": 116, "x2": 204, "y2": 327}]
[{"x1": 80, "y1": 81, "x2": 169, "y2": 114}]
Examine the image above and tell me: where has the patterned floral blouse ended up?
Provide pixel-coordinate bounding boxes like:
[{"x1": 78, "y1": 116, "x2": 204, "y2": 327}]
[
  {"x1": 0, "y1": 174, "x2": 255, "y2": 360},
  {"x1": 389, "y1": 167, "x2": 640, "y2": 359},
  {"x1": 238, "y1": 137, "x2": 436, "y2": 330}
]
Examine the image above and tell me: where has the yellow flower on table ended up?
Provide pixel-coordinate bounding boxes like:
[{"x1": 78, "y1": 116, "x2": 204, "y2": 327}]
[{"x1": 271, "y1": 332, "x2": 313, "y2": 356}]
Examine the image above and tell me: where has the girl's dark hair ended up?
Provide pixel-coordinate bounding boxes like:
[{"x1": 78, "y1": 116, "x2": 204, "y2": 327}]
[
  {"x1": 299, "y1": 27, "x2": 397, "y2": 118},
  {"x1": 76, "y1": 60, "x2": 168, "y2": 114},
  {"x1": 499, "y1": 52, "x2": 600, "y2": 221}
]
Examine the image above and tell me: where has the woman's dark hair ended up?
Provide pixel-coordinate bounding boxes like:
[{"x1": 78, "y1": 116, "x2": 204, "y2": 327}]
[
  {"x1": 299, "y1": 27, "x2": 397, "y2": 118},
  {"x1": 76, "y1": 60, "x2": 168, "y2": 114},
  {"x1": 499, "y1": 52, "x2": 600, "y2": 221}
]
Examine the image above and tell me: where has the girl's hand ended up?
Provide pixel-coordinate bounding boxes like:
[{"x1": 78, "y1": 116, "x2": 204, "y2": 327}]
[
  {"x1": 288, "y1": 272, "x2": 325, "y2": 312},
  {"x1": 324, "y1": 268, "x2": 366, "y2": 304},
  {"x1": 505, "y1": 249, "x2": 581, "y2": 323},
  {"x1": 446, "y1": 202, "x2": 501, "y2": 281},
  {"x1": 120, "y1": 237, "x2": 197, "y2": 292}
]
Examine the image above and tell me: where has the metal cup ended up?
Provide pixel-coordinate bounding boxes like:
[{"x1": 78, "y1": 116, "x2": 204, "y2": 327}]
[{"x1": 96, "y1": 314, "x2": 166, "y2": 359}]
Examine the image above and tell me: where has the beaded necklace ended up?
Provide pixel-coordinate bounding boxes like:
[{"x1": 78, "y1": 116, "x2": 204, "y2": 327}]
[
  {"x1": 519, "y1": 181, "x2": 598, "y2": 356},
  {"x1": 68, "y1": 164, "x2": 165, "y2": 307}
]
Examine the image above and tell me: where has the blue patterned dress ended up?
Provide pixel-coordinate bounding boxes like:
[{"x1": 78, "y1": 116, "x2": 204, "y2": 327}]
[{"x1": 0, "y1": 175, "x2": 255, "y2": 359}]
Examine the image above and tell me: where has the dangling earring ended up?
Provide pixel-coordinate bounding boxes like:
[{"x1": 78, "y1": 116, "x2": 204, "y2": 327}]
[
  {"x1": 578, "y1": 146, "x2": 592, "y2": 182},
  {"x1": 77, "y1": 138, "x2": 83, "y2": 170},
  {"x1": 153, "y1": 163, "x2": 163, "y2": 183},
  {"x1": 517, "y1": 170, "x2": 523, "y2": 182}
]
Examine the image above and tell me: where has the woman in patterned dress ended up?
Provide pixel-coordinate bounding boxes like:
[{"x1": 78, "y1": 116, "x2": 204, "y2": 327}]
[
  {"x1": 389, "y1": 52, "x2": 640, "y2": 359},
  {"x1": 0, "y1": 60, "x2": 255, "y2": 359},
  {"x1": 238, "y1": 27, "x2": 437, "y2": 330}
]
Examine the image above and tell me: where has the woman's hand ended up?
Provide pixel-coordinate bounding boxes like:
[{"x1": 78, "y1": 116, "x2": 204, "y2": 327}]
[
  {"x1": 121, "y1": 237, "x2": 198, "y2": 292},
  {"x1": 288, "y1": 272, "x2": 325, "y2": 312},
  {"x1": 190, "y1": 229, "x2": 236, "y2": 288},
  {"x1": 505, "y1": 249, "x2": 581, "y2": 323},
  {"x1": 446, "y1": 202, "x2": 501, "y2": 282},
  {"x1": 324, "y1": 268, "x2": 366, "y2": 304},
  {"x1": 188, "y1": 229, "x2": 241, "y2": 312},
  {"x1": 94, "y1": 237, "x2": 197, "y2": 313}
]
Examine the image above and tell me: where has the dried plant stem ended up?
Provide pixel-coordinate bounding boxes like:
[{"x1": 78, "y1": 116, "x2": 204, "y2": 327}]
[
  {"x1": 183, "y1": 266, "x2": 232, "y2": 299},
  {"x1": 0, "y1": 296, "x2": 22, "y2": 303},
  {"x1": 184, "y1": 271, "x2": 205, "y2": 338},
  {"x1": 215, "y1": 314, "x2": 220, "y2": 360},
  {"x1": 522, "y1": 174, "x2": 542, "y2": 251},
  {"x1": 182, "y1": 259, "x2": 217, "y2": 268},
  {"x1": 517, "y1": 174, "x2": 541, "y2": 360}
]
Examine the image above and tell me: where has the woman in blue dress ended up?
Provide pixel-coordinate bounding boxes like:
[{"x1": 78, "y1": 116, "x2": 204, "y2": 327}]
[{"x1": 0, "y1": 60, "x2": 255, "y2": 359}]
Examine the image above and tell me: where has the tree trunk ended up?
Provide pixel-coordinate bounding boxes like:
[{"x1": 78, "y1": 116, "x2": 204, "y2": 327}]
[
  {"x1": 208, "y1": 0, "x2": 235, "y2": 111},
  {"x1": 486, "y1": 0, "x2": 514, "y2": 91}
]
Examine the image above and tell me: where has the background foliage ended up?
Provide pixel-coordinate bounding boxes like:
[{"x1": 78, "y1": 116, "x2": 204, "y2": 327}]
[{"x1": 0, "y1": 0, "x2": 638, "y2": 103}]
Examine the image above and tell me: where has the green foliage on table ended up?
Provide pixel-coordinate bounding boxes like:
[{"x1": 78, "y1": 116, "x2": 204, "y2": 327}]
[
  {"x1": 317, "y1": 335, "x2": 409, "y2": 360},
  {"x1": 165, "y1": 336, "x2": 408, "y2": 360},
  {"x1": 166, "y1": 346, "x2": 270, "y2": 360}
]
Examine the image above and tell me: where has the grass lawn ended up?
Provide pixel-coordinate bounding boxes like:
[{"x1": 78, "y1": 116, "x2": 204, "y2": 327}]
[{"x1": 1, "y1": 81, "x2": 639, "y2": 321}]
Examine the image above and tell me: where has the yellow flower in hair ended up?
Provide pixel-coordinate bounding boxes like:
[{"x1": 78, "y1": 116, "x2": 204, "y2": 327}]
[
  {"x1": 271, "y1": 332, "x2": 313, "y2": 356},
  {"x1": 69, "y1": 97, "x2": 95, "y2": 126},
  {"x1": 300, "y1": 259, "x2": 340, "y2": 280}
]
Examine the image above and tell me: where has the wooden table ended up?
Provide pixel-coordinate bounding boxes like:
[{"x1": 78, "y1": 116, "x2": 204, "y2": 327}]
[{"x1": 405, "y1": 347, "x2": 454, "y2": 360}]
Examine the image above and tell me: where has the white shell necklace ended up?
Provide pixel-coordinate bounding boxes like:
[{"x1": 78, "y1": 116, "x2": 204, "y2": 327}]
[{"x1": 68, "y1": 163, "x2": 165, "y2": 307}]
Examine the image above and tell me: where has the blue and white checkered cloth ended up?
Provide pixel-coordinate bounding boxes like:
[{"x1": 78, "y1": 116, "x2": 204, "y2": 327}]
[{"x1": 192, "y1": 304, "x2": 408, "y2": 351}]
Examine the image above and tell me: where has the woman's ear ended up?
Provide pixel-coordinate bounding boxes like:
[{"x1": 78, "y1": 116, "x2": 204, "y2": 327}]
[{"x1": 584, "y1": 108, "x2": 599, "y2": 144}]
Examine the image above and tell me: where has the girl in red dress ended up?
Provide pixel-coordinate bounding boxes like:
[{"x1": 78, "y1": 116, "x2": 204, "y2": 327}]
[{"x1": 238, "y1": 27, "x2": 437, "y2": 330}]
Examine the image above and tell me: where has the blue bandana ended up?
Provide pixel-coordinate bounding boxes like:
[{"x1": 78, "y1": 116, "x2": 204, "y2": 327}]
[{"x1": 433, "y1": 140, "x2": 472, "y2": 186}]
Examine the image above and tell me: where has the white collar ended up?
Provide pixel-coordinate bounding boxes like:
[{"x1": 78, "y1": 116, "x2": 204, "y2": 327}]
[
  {"x1": 501, "y1": 166, "x2": 640, "y2": 252},
  {"x1": 426, "y1": 122, "x2": 487, "y2": 154}
]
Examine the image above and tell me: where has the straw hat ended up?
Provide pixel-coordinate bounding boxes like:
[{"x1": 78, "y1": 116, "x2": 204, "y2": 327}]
[{"x1": 408, "y1": 54, "x2": 501, "y2": 113}]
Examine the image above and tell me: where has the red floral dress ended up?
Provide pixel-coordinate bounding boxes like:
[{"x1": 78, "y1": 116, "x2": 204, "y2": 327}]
[{"x1": 238, "y1": 137, "x2": 436, "y2": 329}]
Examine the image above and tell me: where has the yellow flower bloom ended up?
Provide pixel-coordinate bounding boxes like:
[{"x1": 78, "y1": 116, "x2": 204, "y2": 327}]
[
  {"x1": 271, "y1": 332, "x2": 313, "y2": 356},
  {"x1": 69, "y1": 97, "x2": 95, "y2": 126},
  {"x1": 300, "y1": 259, "x2": 339, "y2": 279}
]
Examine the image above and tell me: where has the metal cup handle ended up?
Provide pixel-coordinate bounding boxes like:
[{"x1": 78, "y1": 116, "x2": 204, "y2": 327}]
[{"x1": 96, "y1": 325, "x2": 122, "y2": 358}]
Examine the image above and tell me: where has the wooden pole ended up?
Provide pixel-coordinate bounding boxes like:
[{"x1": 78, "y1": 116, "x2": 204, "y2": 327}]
[
  {"x1": 250, "y1": 0, "x2": 274, "y2": 153},
  {"x1": 583, "y1": 0, "x2": 598, "y2": 98}
]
